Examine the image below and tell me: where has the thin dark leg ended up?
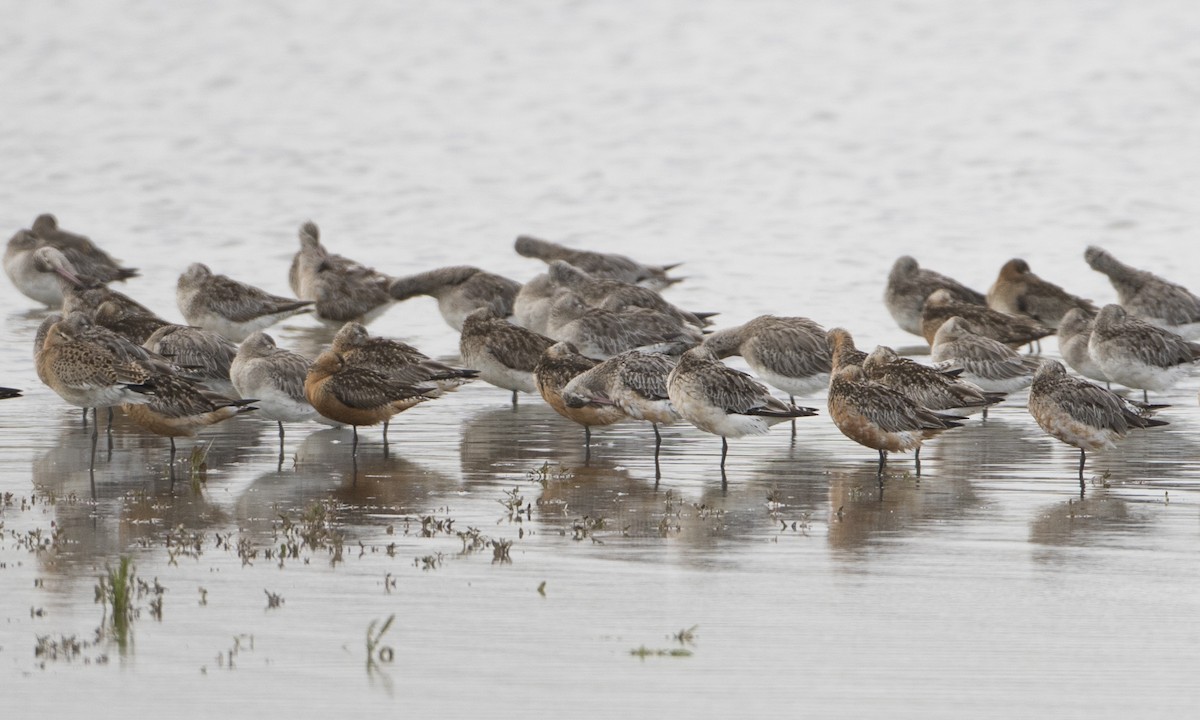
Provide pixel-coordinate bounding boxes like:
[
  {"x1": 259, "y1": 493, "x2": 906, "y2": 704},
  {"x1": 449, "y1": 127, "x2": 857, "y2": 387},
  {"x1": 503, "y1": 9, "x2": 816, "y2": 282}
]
[
  {"x1": 653, "y1": 424, "x2": 662, "y2": 481},
  {"x1": 1078, "y1": 448, "x2": 1086, "y2": 479},
  {"x1": 352, "y1": 425, "x2": 359, "y2": 456},
  {"x1": 382, "y1": 420, "x2": 390, "y2": 458},
  {"x1": 914, "y1": 446, "x2": 922, "y2": 477},
  {"x1": 169, "y1": 437, "x2": 177, "y2": 465},
  {"x1": 277, "y1": 421, "x2": 285, "y2": 469},
  {"x1": 982, "y1": 405, "x2": 989, "y2": 421},
  {"x1": 106, "y1": 407, "x2": 114, "y2": 432},
  {"x1": 584, "y1": 426, "x2": 591, "y2": 464},
  {"x1": 511, "y1": 390, "x2": 518, "y2": 409},
  {"x1": 877, "y1": 449, "x2": 887, "y2": 477},
  {"x1": 790, "y1": 395, "x2": 797, "y2": 438},
  {"x1": 91, "y1": 408, "x2": 99, "y2": 442},
  {"x1": 720, "y1": 437, "x2": 728, "y2": 488},
  {"x1": 1142, "y1": 389, "x2": 1148, "y2": 404},
  {"x1": 82, "y1": 407, "x2": 89, "y2": 428}
]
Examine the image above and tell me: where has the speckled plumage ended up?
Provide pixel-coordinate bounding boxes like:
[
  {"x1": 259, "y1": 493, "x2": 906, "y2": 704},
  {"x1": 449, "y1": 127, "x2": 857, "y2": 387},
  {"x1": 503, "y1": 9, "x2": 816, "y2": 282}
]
[
  {"x1": 1028, "y1": 360, "x2": 1167, "y2": 478},
  {"x1": 547, "y1": 292, "x2": 701, "y2": 359},
  {"x1": 123, "y1": 373, "x2": 255, "y2": 441},
  {"x1": 563, "y1": 350, "x2": 678, "y2": 426},
  {"x1": 922, "y1": 288, "x2": 1053, "y2": 348},
  {"x1": 546, "y1": 261, "x2": 709, "y2": 328},
  {"x1": 388, "y1": 266, "x2": 521, "y2": 331},
  {"x1": 144, "y1": 323, "x2": 238, "y2": 395},
  {"x1": 862, "y1": 345, "x2": 1002, "y2": 413},
  {"x1": 35, "y1": 317, "x2": 155, "y2": 411},
  {"x1": 231, "y1": 332, "x2": 315, "y2": 423},
  {"x1": 987, "y1": 258, "x2": 1096, "y2": 329},
  {"x1": 930, "y1": 317, "x2": 1040, "y2": 394},
  {"x1": 177, "y1": 263, "x2": 313, "y2": 342},
  {"x1": 884, "y1": 255, "x2": 986, "y2": 337},
  {"x1": 1088, "y1": 304, "x2": 1200, "y2": 397},
  {"x1": 515, "y1": 235, "x2": 682, "y2": 290},
  {"x1": 535, "y1": 343, "x2": 627, "y2": 445},
  {"x1": 828, "y1": 364, "x2": 964, "y2": 463},
  {"x1": 704, "y1": 315, "x2": 831, "y2": 398},
  {"x1": 825, "y1": 328, "x2": 868, "y2": 373},
  {"x1": 28, "y1": 214, "x2": 136, "y2": 282},
  {"x1": 304, "y1": 351, "x2": 431, "y2": 446},
  {"x1": 288, "y1": 221, "x2": 395, "y2": 325},
  {"x1": 332, "y1": 321, "x2": 477, "y2": 394},
  {"x1": 92, "y1": 300, "x2": 171, "y2": 345},
  {"x1": 459, "y1": 308, "x2": 556, "y2": 399},
  {"x1": 667, "y1": 345, "x2": 817, "y2": 469},
  {"x1": 1085, "y1": 246, "x2": 1200, "y2": 338}
]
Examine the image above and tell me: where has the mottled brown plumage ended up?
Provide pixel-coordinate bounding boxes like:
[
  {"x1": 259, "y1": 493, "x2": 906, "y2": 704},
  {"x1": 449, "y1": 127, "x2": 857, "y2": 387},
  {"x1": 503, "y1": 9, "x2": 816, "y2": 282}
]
[
  {"x1": 987, "y1": 258, "x2": 1096, "y2": 329},
  {"x1": 305, "y1": 350, "x2": 431, "y2": 450},
  {"x1": 884, "y1": 255, "x2": 986, "y2": 337},
  {"x1": 388, "y1": 266, "x2": 521, "y2": 331},
  {"x1": 459, "y1": 308, "x2": 556, "y2": 403},
  {"x1": 922, "y1": 289, "x2": 1053, "y2": 348},
  {"x1": 178, "y1": 263, "x2": 313, "y2": 342},
  {"x1": 289, "y1": 221, "x2": 395, "y2": 325},
  {"x1": 514, "y1": 235, "x2": 682, "y2": 290},
  {"x1": 828, "y1": 364, "x2": 964, "y2": 474},
  {"x1": 862, "y1": 345, "x2": 1003, "y2": 413},
  {"x1": 1028, "y1": 360, "x2": 1167, "y2": 480},
  {"x1": 332, "y1": 321, "x2": 477, "y2": 393},
  {"x1": 1085, "y1": 246, "x2": 1200, "y2": 336},
  {"x1": 535, "y1": 343, "x2": 626, "y2": 453}
]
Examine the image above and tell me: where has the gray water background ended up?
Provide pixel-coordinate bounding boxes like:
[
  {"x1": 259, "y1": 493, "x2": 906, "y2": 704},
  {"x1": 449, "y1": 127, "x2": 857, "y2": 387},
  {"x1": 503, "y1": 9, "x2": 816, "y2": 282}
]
[{"x1": 2, "y1": 1, "x2": 1200, "y2": 716}]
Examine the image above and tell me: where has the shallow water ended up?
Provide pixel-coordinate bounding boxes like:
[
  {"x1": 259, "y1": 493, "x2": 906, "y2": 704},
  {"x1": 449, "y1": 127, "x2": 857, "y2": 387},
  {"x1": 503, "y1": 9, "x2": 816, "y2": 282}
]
[{"x1": 3, "y1": 1, "x2": 1200, "y2": 716}]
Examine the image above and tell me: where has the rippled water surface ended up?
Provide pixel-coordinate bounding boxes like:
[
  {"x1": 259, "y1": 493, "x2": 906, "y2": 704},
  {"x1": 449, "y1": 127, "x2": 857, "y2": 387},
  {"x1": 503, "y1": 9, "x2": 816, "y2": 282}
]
[{"x1": 3, "y1": 1, "x2": 1200, "y2": 716}]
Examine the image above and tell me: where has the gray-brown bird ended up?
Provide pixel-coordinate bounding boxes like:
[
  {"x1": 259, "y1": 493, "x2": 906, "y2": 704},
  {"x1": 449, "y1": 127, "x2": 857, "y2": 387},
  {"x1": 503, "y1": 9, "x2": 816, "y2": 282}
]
[{"x1": 987, "y1": 258, "x2": 1096, "y2": 329}]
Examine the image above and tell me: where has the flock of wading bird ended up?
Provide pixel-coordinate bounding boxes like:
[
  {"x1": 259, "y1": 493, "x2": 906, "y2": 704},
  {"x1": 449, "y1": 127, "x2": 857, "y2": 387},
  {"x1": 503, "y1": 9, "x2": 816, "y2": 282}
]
[{"x1": 5, "y1": 213, "x2": 1200, "y2": 487}]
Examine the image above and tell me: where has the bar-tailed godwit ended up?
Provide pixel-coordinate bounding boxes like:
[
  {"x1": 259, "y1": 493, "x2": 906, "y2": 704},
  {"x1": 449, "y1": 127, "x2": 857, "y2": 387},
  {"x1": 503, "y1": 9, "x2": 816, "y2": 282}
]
[
  {"x1": 535, "y1": 342, "x2": 627, "y2": 457},
  {"x1": 304, "y1": 350, "x2": 432, "y2": 454},
  {"x1": 827, "y1": 361, "x2": 965, "y2": 476},
  {"x1": 930, "y1": 317, "x2": 1040, "y2": 406},
  {"x1": 546, "y1": 292, "x2": 702, "y2": 359},
  {"x1": 1088, "y1": 304, "x2": 1200, "y2": 402},
  {"x1": 921, "y1": 288, "x2": 1053, "y2": 348},
  {"x1": 1085, "y1": 246, "x2": 1200, "y2": 339},
  {"x1": 1056, "y1": 308, "x2": 1108, "y2": 385},
  {"x1": 459, "y1": 307, "x2": 555, "y2": 406},
  {"x1": 884, "y1": 255, "x2": 986, "y2": 337},
  {"x1": 231, "y1": 331, "x2": 319, "y2": 457},
  {"x1": 387, "y1": 266, "x2": 522, "y2": 331},
  {"x1": 289, "y1": 221, "x2": 395, "y2": 325},
  {"x1": 666, "y1": 345, "x2": 818, "y2": 475},
  {"x1": 177, "y1": 263, "x2": 313, "y2": 342},
  {"x1": 562, "y1": 349, "x2": 678, "y2": 468},
  {"x1": 123, "y1": 373, "x2": 257, "y2": 462},
  {"x1": 987, "y1": 258, "x2": 1096, "y2": 329},
  {"x1": 862, "y1": 345, "x2": 1003, "y2": 415},
  {"x1": 515, "y1": 235, "x2": 682, "y2": 290},
  {"x1": 1028, "y1": 359, "x2": 1168, "y2": 483}
]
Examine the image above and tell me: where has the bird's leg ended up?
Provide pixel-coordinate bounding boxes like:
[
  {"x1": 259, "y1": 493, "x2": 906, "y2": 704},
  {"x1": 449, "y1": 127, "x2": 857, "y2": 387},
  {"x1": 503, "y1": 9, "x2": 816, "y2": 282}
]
[
  {"x1": 1143, "y1": 389, "x2": 1148, "y2": 404},
  {"x1": 790, "y1": 395, "x2": 797, "y2": 438},
  {"x1": 352, "y1": 425, "x2": 359, "y2": 456},
  {"x1": 91, "y1": 408, "x2": 99, "y2": 441},
  {"x1": 1078, "y1": 448, "x2": 1086, "y2": 480},
  {"x1": 511, "y1": 390, "x2": 518, "y2": 409},
  {"x1": 877, "y1": 449, "x2": 887, "y2": 477},
  {"x1": 169, "y1": 437, "x2": 177, "y2": 465},
  {"x1": 982, "y1": 405, "x2": 989, "y2": 421},
  {"x1": 584, "y1": 426, "x2": 591, "y2": 464},
  {"x1": 382, "y1": 420, "x2": 390, "y2": 459},
  {"x1": 81, "y1": 407, "x2": 88, "y2": 429},
  {"x1": 720, "y1": 437, "x2": 728, "y2": 471},
  {"x1": 277, "y1": 421, "x2": 285, "y2": 468},
  {"x1": 914, "y1": 446, "x2": 922, "y2": 477}
]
